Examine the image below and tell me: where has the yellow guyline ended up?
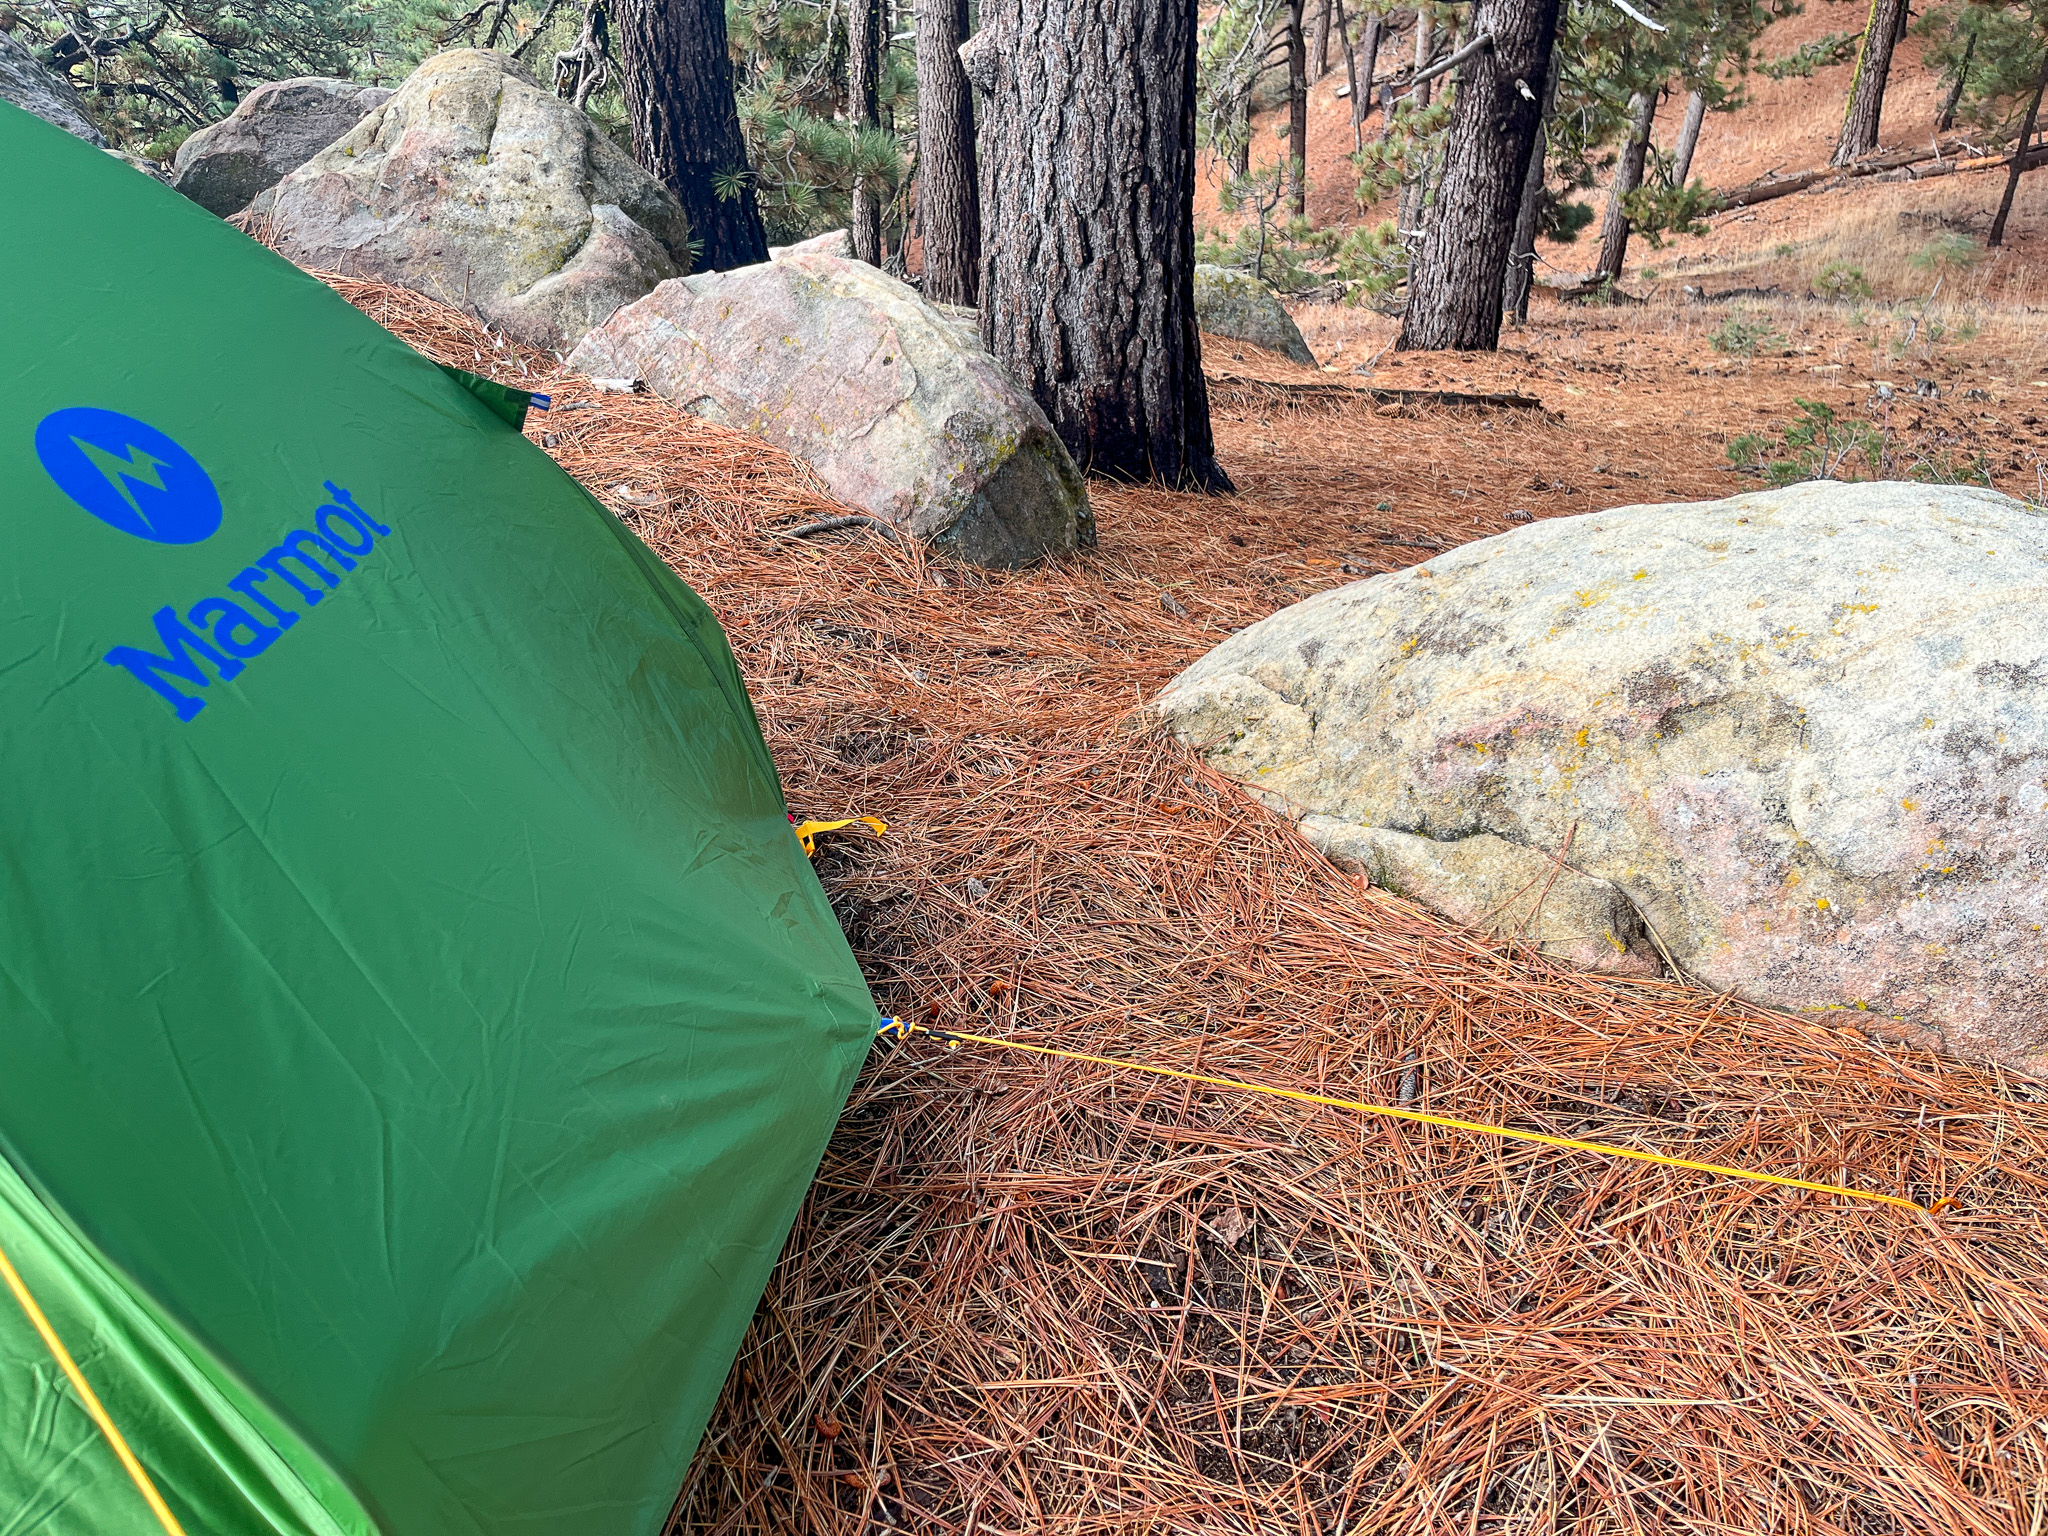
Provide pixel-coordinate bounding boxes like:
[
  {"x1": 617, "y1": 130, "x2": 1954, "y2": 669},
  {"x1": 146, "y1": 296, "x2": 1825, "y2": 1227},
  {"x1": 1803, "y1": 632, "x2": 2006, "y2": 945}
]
[
  {"x1": 0, "y1": 1238, "x2": 188, "y2": 1535},
  {"x1": 875, "y1": 1019, "x2": 1944, "y2": 1216}
]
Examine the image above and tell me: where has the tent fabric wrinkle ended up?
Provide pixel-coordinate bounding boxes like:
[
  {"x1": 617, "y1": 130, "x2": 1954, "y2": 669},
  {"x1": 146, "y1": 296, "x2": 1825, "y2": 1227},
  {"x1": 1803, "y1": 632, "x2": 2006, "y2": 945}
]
[{"x1": 2, "y1": 99, "x2": 874, "y2": 1536}]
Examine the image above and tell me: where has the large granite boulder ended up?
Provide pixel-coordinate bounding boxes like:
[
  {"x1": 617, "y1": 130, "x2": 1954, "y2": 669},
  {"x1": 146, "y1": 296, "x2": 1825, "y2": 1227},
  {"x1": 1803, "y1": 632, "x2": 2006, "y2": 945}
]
[
  {"x1": 1157, "y1": 482, "x2": 2048, "y2": 1071},
  {"x1": 1192, "y1": 264, "x2": 1315, "y2": 366},
  {"x1": 267, "y1": 49, "x2": 690, "y2": 350},
  {"x1": 174, "y1": 76, "x2": 392, "y2": 216},
  {"x1": 567, "y1": 251, "x2": 1093, "y2": 567},
  {"x1": 2, "y1": 27, "x2": 106, "y2": 145}
]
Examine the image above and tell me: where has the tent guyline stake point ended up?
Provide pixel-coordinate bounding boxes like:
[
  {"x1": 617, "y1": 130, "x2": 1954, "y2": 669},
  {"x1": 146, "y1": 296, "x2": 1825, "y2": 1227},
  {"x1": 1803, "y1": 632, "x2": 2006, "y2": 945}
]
[
  {"x1": 873, "y1": 1019, "x2": 1946, "y2": 1216},
  {"x1": 0, "y1": 1238, "x2": 188, "y2": 1536},
  {"x1": 791, "y1": 815, "x2": 888, "y2": 858}
]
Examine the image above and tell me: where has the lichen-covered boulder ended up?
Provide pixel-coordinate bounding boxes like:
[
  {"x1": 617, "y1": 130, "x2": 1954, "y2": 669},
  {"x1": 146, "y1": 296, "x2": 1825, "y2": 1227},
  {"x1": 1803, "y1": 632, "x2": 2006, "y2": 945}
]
[
  {"x1": 567, "y1": 250, "x2": 1092, "y2": 567},
  {"x1": 2, "y1": 27, "x2": 105, "y2": 145},
  {"x1": 1192, "y1": 264, "x2": 1314, "y2": 366},
  {"x1": 173, "y1": 76, "x2": 392, "y2": 216},
  {"x1": 267, "y1": 49, "x2": 690, "y2": 350},
  {"x1": 1157, "y1": 482, "x2": 2048, "y2": 1071}
]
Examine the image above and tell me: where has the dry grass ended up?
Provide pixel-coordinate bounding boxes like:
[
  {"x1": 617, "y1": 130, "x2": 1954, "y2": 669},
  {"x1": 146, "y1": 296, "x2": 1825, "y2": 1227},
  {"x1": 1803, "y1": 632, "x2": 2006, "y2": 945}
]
[{"x1": 331, "y1": 273, "x2": 2048, "y2": 1536}]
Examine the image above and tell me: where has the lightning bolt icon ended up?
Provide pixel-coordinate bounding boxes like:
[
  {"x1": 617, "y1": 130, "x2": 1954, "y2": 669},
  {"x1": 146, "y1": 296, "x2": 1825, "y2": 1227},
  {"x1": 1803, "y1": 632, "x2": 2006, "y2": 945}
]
[{"x1": 73, "y1": 438, "x2": 171, "y2": 529}]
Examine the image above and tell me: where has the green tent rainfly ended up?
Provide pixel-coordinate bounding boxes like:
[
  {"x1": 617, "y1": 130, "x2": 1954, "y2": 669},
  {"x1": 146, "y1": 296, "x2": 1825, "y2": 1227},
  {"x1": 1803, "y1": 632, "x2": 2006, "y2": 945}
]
[{"x1": 0, "y1": 102, "x2": 876, "y2": 1535}]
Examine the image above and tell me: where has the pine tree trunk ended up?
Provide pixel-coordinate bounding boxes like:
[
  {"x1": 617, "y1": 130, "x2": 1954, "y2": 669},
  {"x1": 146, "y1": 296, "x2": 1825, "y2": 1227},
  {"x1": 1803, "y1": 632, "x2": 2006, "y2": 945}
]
[
  {"x1": 1340, "y1": 0, "x2": 1365, "y2": 150},
  {"x1": 1672, "y1": 88, "x2": 1707, "y2": 184},
  {"x1": 1937, "y1": 32, "x2": 1974, "y2": 132},
  {"x1": 1353, "y1": 9, "x2": 1381, "y2": 145},
  {"x1": 1392, "y1": 9, "x2": 1435, "y2": 225},
  {"x1": 1414, "y1": 7, "x2": 1435, "y2": 107},
  {"x1": 1399, "y1": 0, "x2": 1561, "y2": 350},
  {"x1": 1503, "y1": 36, "x2": 1562, "y2": 323},
  {"x1": 849, "y1": 0, "x2": 884, "y2": 264},
  {"x1": 1990, "y1": 48, "x2": 2048, "y2": 247},
  {"x1": 1594, "y1": 89, "x2": 1656, "y2": 283},
  {"x1": 1833, "y1": 0, "x2": 1908, "y2": 166},
  {"x1": 916, "y1": 0, "x2": 979, "y2": 302},
  {"x1": 614, "y1": 0, "x2": 769, "y2": 271},
  {"x1": 1310, "y1": 0, "x2": 1333, "y2": 80},
  {"x1": 1288, "y1": 0, "x2": 1310, "y2": 215},
  {"x1": 968, "y1": 0, "x2": 1227, "y2": 490}
]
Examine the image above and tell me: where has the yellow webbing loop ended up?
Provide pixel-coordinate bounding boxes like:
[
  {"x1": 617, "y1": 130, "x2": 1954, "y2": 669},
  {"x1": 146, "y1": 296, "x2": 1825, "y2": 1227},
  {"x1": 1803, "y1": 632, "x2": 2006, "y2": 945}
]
[
  {"x1": 0, "y1": 1237, "x2": 188, "y2": 1536},
  {"x1": 792, "y1": 816, "x2": 887, "y2": 858},
  {"x1": 875, "y1": 1019, "x2": 1939, "y2": 1215}
]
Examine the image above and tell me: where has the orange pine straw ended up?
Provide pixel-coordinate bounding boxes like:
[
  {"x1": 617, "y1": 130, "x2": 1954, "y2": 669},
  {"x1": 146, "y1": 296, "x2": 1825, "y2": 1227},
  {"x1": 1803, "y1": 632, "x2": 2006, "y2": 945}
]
[
  {"x1": 317, "y1": 271, "x2": 2048, "y2": 1536},
  {"x1": 878, "y1": 1020, "x2": 1935, "y2": 1213}
]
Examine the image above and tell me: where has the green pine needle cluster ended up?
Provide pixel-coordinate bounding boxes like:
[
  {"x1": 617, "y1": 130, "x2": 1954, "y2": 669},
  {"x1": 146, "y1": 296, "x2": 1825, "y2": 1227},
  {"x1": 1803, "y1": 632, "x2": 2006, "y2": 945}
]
[{"x1": 7, "y1": 0, "x2": 448, "y2": 154}]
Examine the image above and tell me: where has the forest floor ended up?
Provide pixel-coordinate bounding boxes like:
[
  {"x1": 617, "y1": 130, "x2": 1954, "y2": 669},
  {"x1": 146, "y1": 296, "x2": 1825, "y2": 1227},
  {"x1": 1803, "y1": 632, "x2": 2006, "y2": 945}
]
[
  {"x1": 1196, "y1": 274, "x2": 2048, "y2": 587},
  {"x1": 325, "y1": 38, "x2": 2048, "y2": 1521},
  {"x1": 339, "y1": 149, "x2": 2048, "y2": 1526},
  {"x1": 1187, "y1": 0, "x2": 2048, "y2": 556}
]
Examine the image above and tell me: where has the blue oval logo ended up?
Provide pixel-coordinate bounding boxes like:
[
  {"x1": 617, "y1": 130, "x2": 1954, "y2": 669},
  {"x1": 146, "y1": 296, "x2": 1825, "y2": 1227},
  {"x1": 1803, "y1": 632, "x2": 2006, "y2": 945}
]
[{"x1": 35, "y1": 408, "x2": 223, "y2": 544}]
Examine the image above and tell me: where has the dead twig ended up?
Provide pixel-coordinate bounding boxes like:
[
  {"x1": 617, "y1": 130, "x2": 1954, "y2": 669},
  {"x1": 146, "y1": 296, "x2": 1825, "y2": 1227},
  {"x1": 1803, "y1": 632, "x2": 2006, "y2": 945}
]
[{"x1": 773, "y1": 514, "x2": 914, "y2": 549}]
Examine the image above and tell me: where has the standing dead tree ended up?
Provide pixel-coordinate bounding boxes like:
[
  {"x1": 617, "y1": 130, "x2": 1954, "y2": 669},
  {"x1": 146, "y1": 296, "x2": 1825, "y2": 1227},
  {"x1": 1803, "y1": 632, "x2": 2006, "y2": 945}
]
[{"x1": 552, "y1": 0, "x2": 613, "y2": 111}]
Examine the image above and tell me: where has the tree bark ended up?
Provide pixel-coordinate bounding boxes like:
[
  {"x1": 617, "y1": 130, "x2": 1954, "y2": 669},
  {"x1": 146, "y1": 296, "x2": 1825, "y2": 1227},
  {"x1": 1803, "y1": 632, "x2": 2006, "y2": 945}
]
[
  {"x1": 1288, "y1": 0, "x2": 1310, "y2": 214},
  {"x1": 1833, "y1": 0, "x2": 1908, "y2": 166},
  {"x1": 1990, "y1": 47, "x2": 2048, "y2": 246},
  {"x1": 1672, "y1": 87, "x2": 1707, "y2": 184},
  {"x1": 1399, "y1": 0, "x2": 1561, "y2": 350},
  {"x1": 916, "y1": 0, "x2": 980, "y2": 302},
  {"x1": 1937, "y1": 31, "x2": 1974, "y2": 133},
  {"x1": 1391, "y1": 12, "x2": 1434, "y2": 227},
  {"x1": 1310, "y1": 0, "x2": 1333, "y2": 80},
  {"x1": 1503, "y1": 32, "x2": 1562, "y2": 323},
  {"x1": 1353, "y1": 8, "x2": 1381, "y2": 147},
  {"x1": 1413, "y1": 7, "x2": 1435, "y2": 108},
  {"x1": 1594, "y1": 88, "x2": 1657, "y2": 283},
  {"x1": 971, "y1": 0, "x2": 1229, "y2": 490},
  {"x1": 1339, "y1": 0, "x2": 1363, "y2": 150},
  {"x1": 614, "y1": 0, "x2": 769, "y2": 271},
  {"x1": 848, "y1": 0, "x2": 884, "y2": 264}
]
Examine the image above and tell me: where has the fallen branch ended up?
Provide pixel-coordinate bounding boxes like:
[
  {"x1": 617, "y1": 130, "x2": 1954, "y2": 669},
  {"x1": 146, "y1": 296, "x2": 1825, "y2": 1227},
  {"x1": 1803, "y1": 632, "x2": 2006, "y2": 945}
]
[
  {"x1": 1544, "y1": 277, "x2": 1649, "y2": 305},
  {"x1": 1206, "y1": 373, "x2": 1549, "y2": 413},
  {"x1": 773, "y1": 514, "x2": 914, "y2": 549},
  {"x1": 1712, "y1": 136, "x2": 2028, "y2": 208},
  {"x1": 1714, "y1": 166, "x2": 1836, "y2": 209}
]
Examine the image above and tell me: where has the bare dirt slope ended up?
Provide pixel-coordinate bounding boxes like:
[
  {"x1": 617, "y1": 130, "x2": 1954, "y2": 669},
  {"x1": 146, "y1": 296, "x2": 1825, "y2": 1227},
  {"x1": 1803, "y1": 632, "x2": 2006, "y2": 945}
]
[{"x1": 1202, "y1": 0, "x2": 2048, "y2": 290}]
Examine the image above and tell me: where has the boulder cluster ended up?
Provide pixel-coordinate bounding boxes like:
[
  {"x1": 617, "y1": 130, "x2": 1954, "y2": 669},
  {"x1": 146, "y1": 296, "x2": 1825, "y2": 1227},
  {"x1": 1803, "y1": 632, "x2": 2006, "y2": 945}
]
[
  {"x1": 13, "y1": 37, "x2": 2041, "y2": 1073},
  {"x1": 5, "y1": 44, "x2": 1096, "y2": 566}
]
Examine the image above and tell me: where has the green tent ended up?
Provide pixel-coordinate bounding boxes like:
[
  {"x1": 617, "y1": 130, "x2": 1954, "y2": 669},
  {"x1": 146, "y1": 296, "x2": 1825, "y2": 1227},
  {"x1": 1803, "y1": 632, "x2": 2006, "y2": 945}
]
[{"x1": 1, "y1": 103, "x2": 875, "y2": 1535}]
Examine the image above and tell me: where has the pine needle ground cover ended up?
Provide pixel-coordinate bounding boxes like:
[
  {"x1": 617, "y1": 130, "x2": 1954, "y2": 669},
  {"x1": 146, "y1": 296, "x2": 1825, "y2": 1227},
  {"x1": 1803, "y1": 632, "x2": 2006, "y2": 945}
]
[{"x1": 335, "y1": 276, "x2": 2048, "y2": 1536}]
